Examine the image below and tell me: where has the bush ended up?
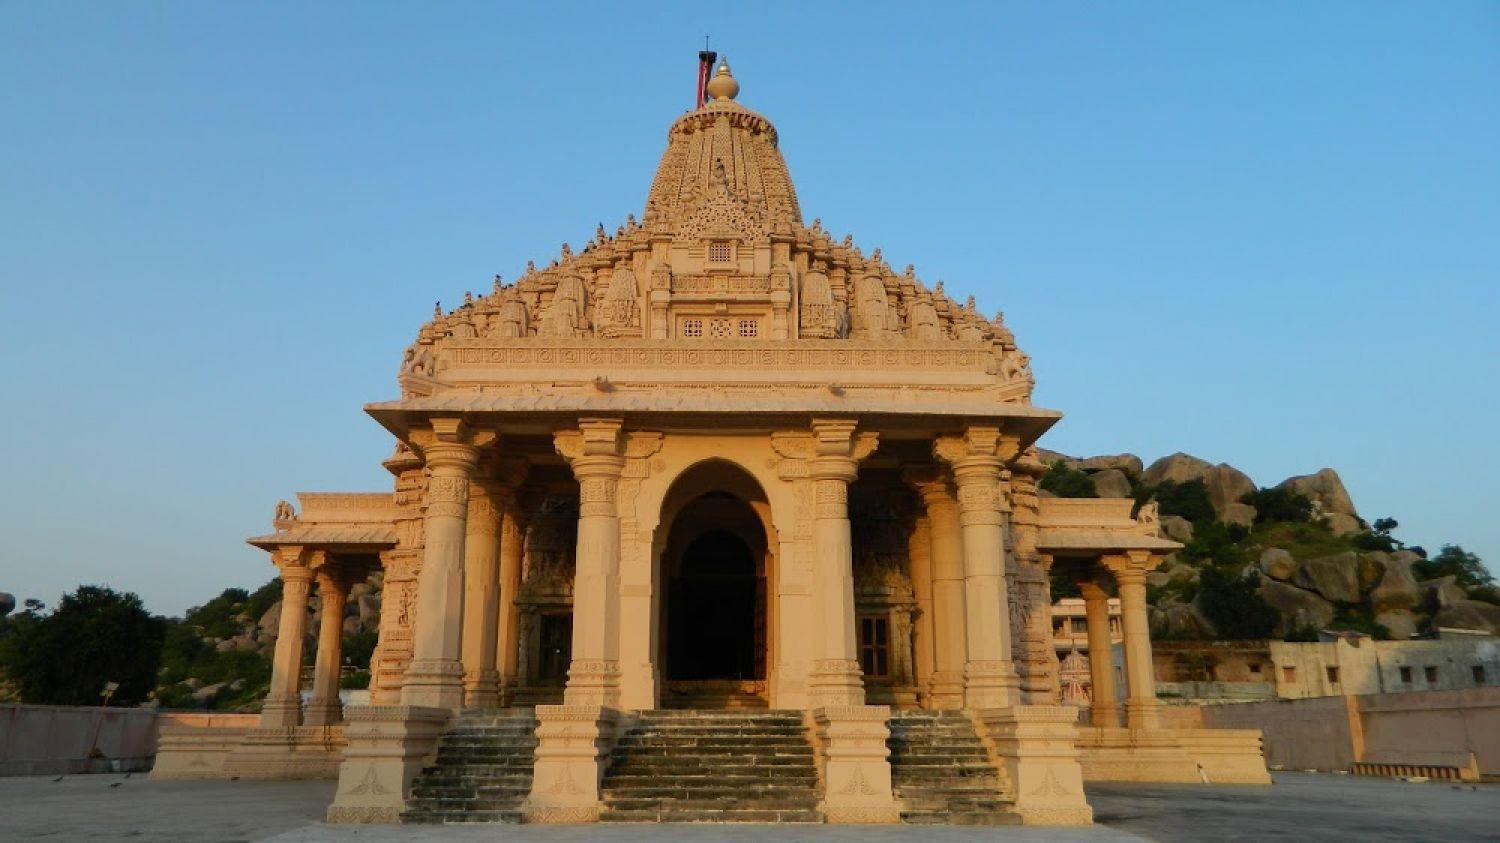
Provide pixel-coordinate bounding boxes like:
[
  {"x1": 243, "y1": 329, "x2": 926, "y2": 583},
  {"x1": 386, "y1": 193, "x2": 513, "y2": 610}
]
[
  {"x1": 1414, "y1": 544, "x2": 1494, "y2": 591},
  {"x1": 1040, "y1": 461, "x2": 1096, "y2": 498},
  {"x1": 1195, "y1": 567, "x2": 1277, "y2": 639},
  {"x1": 1241, "y1": 487, "x2": 1313, "y2": 524},
  {"x1": 1135, "y1": 479, "x2": 1215, "y2": 527}
]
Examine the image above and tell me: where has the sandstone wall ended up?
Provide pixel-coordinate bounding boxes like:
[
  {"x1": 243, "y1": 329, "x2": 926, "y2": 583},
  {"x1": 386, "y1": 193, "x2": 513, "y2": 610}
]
[
  {"x1": 0, "y1": 704, "x2": 158, "y2": 776},
  {"x1": 1198, "y1": 687, "x2": 1500, "y2": 776}
]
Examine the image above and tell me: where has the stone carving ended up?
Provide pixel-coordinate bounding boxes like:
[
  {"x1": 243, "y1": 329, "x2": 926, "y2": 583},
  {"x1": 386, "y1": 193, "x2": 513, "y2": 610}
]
[
  {"x1": 798, "y1": 269, "x2": 839, "y2": 338},
  {"x1": 539, "y1": 274, "x2": 589, "y2": 337},
  {"x1": 272, "y1": 500, "x2": 296, "y2": 529},
  {"x1": 493, "y1": 289, "x2": 529, "y2": 338},
  {"x1": 907, "y1": 291, "x2": 942, "y2": 341},
  {"x1": 850, "y1": 273, "x2": 900, "y2": 339},
  {"x1": 593, "y1": 267, "x2": 642, "y2": 338}
]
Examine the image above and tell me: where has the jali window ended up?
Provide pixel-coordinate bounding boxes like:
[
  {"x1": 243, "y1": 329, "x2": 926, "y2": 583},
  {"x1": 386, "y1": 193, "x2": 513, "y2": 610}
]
[{"x1": 708, "y1": 241, "x2": 732, "y2": 263}]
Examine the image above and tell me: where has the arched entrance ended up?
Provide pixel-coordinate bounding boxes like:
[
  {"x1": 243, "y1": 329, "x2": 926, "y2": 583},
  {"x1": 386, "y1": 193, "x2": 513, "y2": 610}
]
[{"x1": 656, "y1": 462, "x2": 774, "y2": 708}]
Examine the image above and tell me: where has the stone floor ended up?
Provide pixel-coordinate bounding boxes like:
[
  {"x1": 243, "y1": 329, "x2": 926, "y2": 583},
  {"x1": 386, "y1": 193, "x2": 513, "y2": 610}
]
[{"x1": 0, "y1": 772, "x2": 1497, "y2": 841}]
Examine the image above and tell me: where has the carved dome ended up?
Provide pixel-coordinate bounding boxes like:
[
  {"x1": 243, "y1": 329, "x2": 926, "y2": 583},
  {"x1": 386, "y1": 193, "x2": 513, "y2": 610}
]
[{"x1": 644, "y1": 66, "x2": 800, "y2": 233}]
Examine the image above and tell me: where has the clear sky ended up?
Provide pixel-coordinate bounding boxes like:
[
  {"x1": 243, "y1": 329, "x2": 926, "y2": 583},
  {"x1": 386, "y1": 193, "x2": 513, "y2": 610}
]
[{"x1": 1, "y1": 2, "x2": 1496, "y2": 615}]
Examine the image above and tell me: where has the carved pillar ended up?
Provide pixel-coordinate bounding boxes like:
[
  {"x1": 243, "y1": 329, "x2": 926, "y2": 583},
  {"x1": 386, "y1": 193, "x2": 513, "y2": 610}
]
[
  {"x1": 807, "y1": 418, "x2": 877, "y2": 708},
  {"x1": 905, "y1": 514, "x2": 935, "y2": 705},
  {"x1": 554, "y1": 419, "x2": 626, "y2": 708},
  {"x1": 305, "y1": 562, "x2": 350, "y2": 726},
  {"x1": 403, "y1": 418, "x2": 492, "y2": 710},
  {"x1": 461, "y1": 477, "x2": 504, "y2": 709},
  {"x1": 935, "y1": 427, "x2": 1019, "y2": 710},
  {"x1": 1078, "y1": 581, "x2": 1120, "y2": 728},
  {"x1": 261, "y1": 547, "x2": 316, "y2": 728},
  {"x1": 495, "y1": 494, "x2": 528, "y2": 705},
  {"x1": 1101, "y1": 551, "x2": 1163, "y2": 730},
  {"x1": 371, "y1": 445, "x2": 424, "y2": 705},
  {"x1": 903, "y1": 468, "x2": 967, "y2": 709},
  {"x1": 1009, "y1": 451, "x2": 1057, "y2": 704}
]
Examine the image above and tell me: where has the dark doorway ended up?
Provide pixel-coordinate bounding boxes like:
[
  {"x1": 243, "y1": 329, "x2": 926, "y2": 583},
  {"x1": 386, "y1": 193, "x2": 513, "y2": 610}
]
[
  {"x1": 666, "y1": 529, "x2": 763, "y2": 681},
  {"x1": 537, "y1": 613, "x2": 572, "y2": 684}
]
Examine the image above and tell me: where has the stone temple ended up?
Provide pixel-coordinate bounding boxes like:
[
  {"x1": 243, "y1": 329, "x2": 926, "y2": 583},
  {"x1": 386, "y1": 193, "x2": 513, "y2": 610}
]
[{"x1": 154, "y1": 60, "x2": 1269, "y2": 825}]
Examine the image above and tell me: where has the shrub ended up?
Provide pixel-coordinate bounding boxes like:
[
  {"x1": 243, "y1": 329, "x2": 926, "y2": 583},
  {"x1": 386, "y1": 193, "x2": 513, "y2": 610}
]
[
  {"x1": 1195, "y1": 567, "x2": 1277, "y2": 639},
  {"x1": 1414, "y1": 544, "x2": 1494, "y2": 590},
  {"x1": 1040, "y1": 461, "x2": 1096, "y2": 498},
  {"x1": 1241, "y1": 487, "x2": 1313, "y2": 524},
  {"x1": 1135, "y1": 479, "x2": 1215, "y2": 527}
]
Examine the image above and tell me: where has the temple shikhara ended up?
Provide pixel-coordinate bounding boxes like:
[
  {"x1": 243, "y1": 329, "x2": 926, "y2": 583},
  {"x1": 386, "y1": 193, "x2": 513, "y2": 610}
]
[{"x1": 154, "y1": 58, "x2": 1269, "y2": 825}]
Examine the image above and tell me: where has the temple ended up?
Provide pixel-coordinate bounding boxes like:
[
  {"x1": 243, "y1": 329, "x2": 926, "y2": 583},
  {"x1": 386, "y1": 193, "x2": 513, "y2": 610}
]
[{"x1": 153, "y1": 60, "x2": 1269, "y2": 825}]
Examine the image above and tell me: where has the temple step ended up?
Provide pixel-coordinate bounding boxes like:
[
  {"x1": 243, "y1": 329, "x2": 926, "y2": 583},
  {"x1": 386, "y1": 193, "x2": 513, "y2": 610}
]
[
  {"x1": 400, "y1": 709, "x2": 538, "y2": 825},
  {"x1": 886, "y1": 711, "x2": 1018, "y2": 825},
  {"x1": 601, "y1": 709, "x2": 823, "y2": 823}
]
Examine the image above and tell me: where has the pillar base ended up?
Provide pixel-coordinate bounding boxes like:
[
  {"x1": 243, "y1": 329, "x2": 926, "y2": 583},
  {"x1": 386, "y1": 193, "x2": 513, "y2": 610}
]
[
  {"x1": 402, "y1": 659, "x2": 466, "y2": 710},
  {"x1": 304, "y1": 698, "x2": 343, "y2": 727},
  {"x1": 326, "y1": 705, "x2": 451, "y2": 823},
  {"x1": 810, "y1": 705, "x2": 901, "y2": 824},
  {"x1": 1125, "y1": 699, "x2": 1161, "y2": 731},
  {"x1": 464, "y1": 669, "x2": 502, "y2": 709},
  {"x1": 927, "y1": 672, "x2": 967, "y2": 710},
  {"x1": 522, "y1": 704, "x2": 619, "y2": 823},
  {"x1": 972, "y1": 705, "x2": 1093, "y2": 827},
  {"x1": 258, "y1": 695, "x2": 302, "y2": 729},
  {"x1": 807, "y1": 659, "x2": 866, "y2": 709},
  {"x1": 964, "y1": 661, "x2": 1020, "y2": 711},
  {"x1": 1089, "y1": 703, "x2": 1121, "y2": 729}
]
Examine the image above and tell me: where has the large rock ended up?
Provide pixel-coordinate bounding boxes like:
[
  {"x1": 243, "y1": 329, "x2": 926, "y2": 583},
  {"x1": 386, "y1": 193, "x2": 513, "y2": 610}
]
[
  {"x1": 1036, "y1": 448, "x2": 1078, "y2": 470},
  {"x1": 1078, "y1": 454, "x2": 1145, "y2": 476},
  {"x1": 1160, "y1": 515, "x2": 1194, "y2": 543},
  {"x1": 0, "y1": 592, "x2": 13, "y2": 617},
  {"x1": 1090, "y1": 468, "x2": 1133, "y2": 498},
  {"x1": 1324, "y1": 512, "x2": 1363, "y2": 537},
  {"x1": 1222, "y1": 502, "x2": 1257, "y2": 528},
  {"x1": 1280, "y1": 468, "x2": 1357, "y2": 517},
  {"x1": 1432, "y1": 600, "x2": 1500, "y2": 635},
  {"x1": 1420, "y1": 576, "x2": 1467, "y2": 609},
  {"x1": 1259, "y1": 548, "x2": 1297, "y2": 581},
  {"x1": 257, "y1": 601, "x2": 282, "y2": 634},
  {"x1": 1151, "y1": 599, "x2": 1215, "y2": 639},
  {"x1": 1367, "y1": 554, "x2": 1421, "y2": 614},
  {"x1": 1258, "y1": 579, "x2": 1335, "y2": 637},
  {"x1": 1293, "y1": 552, "x2": 1363, "y2": 603},
  {"x1": 1142, "y1": 452, "x2": 1256, "y2": 517},
  {"x1": 1375, "y1": 610, "x2": 1418, "y2": 640}
]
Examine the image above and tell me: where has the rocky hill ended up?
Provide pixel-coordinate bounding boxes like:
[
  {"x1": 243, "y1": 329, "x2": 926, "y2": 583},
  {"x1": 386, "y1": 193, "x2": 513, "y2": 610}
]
[{"x1": 1039, "y1": 450, "x2": 1500, "y2": 641}]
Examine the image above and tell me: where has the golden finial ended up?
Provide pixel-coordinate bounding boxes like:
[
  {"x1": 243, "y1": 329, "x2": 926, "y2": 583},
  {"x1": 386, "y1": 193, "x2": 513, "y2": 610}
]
[{"x1": 705, "y1": 58, "x2": 739, "y2": 101}]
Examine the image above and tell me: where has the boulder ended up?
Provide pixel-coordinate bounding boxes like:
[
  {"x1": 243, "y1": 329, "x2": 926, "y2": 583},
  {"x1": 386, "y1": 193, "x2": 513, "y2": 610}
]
[
  {"x1": 182, "y1": 677, "x2": 203, "y2": 690},
  {"x1": 1279, "y1": 468, "x2": 1357, "y2": 517},
  {"x1": 214, "y1": 639, "x2": 236, "y2": 653},
  {"x1": 1259, "y1": 548, "x2": 1297, "y2": 581},
  {"x1": 1143, "y1": 452, "x2": 1214, "y2": 486},
  {"x1": 357, "y1": 594, "x2": 381, "y2": 625},
  {"x1": 1294, "y1": 552, "x2": 1363, "y2": 603},
  {"x1": 1151, "y1": 599, "x2": 1214, "y2": 639},
  {"x1": 1432, "y1": 600, "x2": 1500, "y2": 635},
  {"x1": 1146, "y1": 571, "x2": 1171, "y2": 589},
  {"x1": 1166, "y1": 562, "x2": 1200, "y2": 585},
  {"x1": 342, "y1": 616, "x2": 363, "y2": 636},
  {"x1": 1420, "y1": 576, "x2": 1467, "y2": 609},
  {"x1": 1222, "y1": 502, "x2": 1257, "y2": 528},
  {"x1": 0, "y1": 592, "x2": 14, "y2": 617},
  {"x1": 1375, "y1": 610, "x2": 1418, "y2": 640},
  {"x1": 1035, "y1": 448, "x2": 1078, "y2": 470},
  {"x1": 257, "y1": 601, "x2": 282, "y2": 634},
  {"x1": 1078, "y1": 454, "x2": 1145, "y2": 476},
  {"x1": 1367, "y1": 554, "x2": 1421, "y2": 615},
  {"x1": 1324, "y1": 512, "x2": 1362, "y2": 536},
  {"x1": 1142, "y1": 453, "x2": 1256, "y2": 516},
  {"x1": 1258, "y1": 579, "x2": 1335, "y2": 637},
  {"x1": 1160, "y1": 515, "x2": 1194, "y2": 543},
  {"x1": 1090, "y1": 468, "x2": 1133, "y2": 499},
  {"x1": 192, "y1": 682, "x2": 227, "y2": 703}
]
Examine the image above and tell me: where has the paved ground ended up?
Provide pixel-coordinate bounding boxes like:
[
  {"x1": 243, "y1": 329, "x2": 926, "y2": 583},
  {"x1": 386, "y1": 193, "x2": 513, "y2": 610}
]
[{"x1": 0, "y1": 772, "x2": 1496, "y2": 841}]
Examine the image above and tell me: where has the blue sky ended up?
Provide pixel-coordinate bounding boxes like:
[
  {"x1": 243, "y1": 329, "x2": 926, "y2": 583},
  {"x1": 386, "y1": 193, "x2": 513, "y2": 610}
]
[{"x1": 1, "y1": 2, "x2": 1496, "y2": 615}]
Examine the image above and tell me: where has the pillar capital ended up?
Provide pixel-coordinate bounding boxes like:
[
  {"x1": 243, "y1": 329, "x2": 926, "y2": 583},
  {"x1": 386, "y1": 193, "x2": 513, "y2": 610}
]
[
  {"x1": 411, "y1": 417, "x2": 497, "y2": 469},
  {"x1": 274, "y1": 546, "x2": 320, "y2": 583},
  {"x1": 1098, "y1": 551, "x2": 1162, "y2": 586}
]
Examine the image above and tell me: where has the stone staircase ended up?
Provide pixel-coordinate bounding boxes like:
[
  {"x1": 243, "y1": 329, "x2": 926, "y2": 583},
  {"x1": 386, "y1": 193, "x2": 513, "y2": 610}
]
[
  {"x1": 401, "y1": 709, "x2": 538, "y2": 825},
  {"x1": 600, "y1": 710, "x2": 823, "y2": 822},
  {"x1": 886, "y1": 710, "x2": 1017, "y2": 825}
]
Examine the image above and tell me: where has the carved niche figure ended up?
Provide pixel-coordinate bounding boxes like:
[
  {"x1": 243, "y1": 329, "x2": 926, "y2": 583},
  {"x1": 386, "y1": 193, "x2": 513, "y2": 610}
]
[
  {"x1": 798, "y1": 269, "x2": 838, "y2": 338},
  {"x1": 538, "y1": 273, "x2": 589, "y2": 337},
  {"x1": 907, "y1": 291, "x2": 943, "y2": 341},
  {"x1": 1000, "y1": 348, "x2": 1033, "y2": 384},
  {"x1": 593, "y1": 267, "x2": 642, "y2": 339},
  {"x1": 492, "y1": 291, "x2": 529, "y2": 338},
  {"x1": 400, "y1": 341, "x2": 437, "y2": 377},
  {"x1": 851, "y1": 273, "x2": 900, "y2": 339},
  {"x1": 273, "y1": 500, "x2": 296, "y2": 529}
]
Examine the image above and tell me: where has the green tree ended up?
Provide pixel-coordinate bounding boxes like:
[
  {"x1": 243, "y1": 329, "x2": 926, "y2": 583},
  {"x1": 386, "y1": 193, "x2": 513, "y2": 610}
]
[
  {"x1": 1040, "y1": 461, "x2": 1096, "y2": 498},
  {"x1": 0, "y1": 586, "x2": 166, "y2": 706},
  {"x1": 1135, "y1": 479, "x2": 1216, "y2": 526},
  {"x1": 1241, "y1": 487, "x2": 1313, "y2": 524},
  {"x1": 1414, "y1": 545, "x2": 1494, "y2": 590},
  {"x1": 1195, "y1": 567, "x2": 1278, "y2": 639}
]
